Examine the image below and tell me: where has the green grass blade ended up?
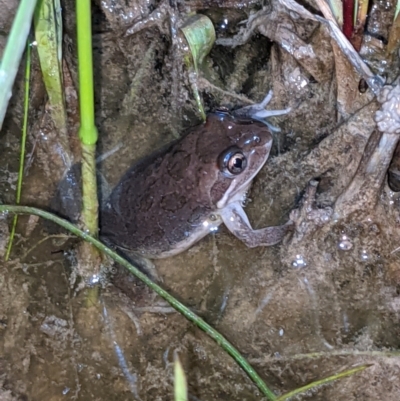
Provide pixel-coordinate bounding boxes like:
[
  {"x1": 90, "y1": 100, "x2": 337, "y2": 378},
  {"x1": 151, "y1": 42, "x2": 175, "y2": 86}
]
[
  {"x1": 174, "y1": 353, "x2": 188, "y2": 401},
  {"x1": 34, "y1": 0, "x2": 68, "y2": 140},
  {"x1": 0, "y1": 0, "x2": 38, "y2": 131},
  {"x1": 0, "y1": 204, "x2": 276, "y2": 401},
  {"x1": 327, "y1": 0, "x2": 343, "y2": 27},
  {"x1": 275, "y1": 364, "x2": 370, "y2": 401},
  {"x1": 4, "y1": 42, "x2": 32, "y2": 260}
]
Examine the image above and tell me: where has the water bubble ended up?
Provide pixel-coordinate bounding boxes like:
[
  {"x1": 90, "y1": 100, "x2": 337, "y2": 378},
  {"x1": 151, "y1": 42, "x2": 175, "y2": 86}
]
[
  {"x1": 360, "y1": 250, "x2": 369, "y2": 261},
  {"x1": 279, "y1": 328, "x2": 284, "y2": 336},
  {"x1": 40, "y1": 131, "x2": 48, "y2": 141},
  {"x1": 321, "y1": 213, "x2": 331, "y2": 223},
  {"x1": 338, "y1": 235, "x2": 353, "y2": 251},
  {"x1": 90, "y1": 274, "x2": 100, "y2": 285},
  {"x1": 292, "y1": 254, "x2": 307, "y2": 268}
]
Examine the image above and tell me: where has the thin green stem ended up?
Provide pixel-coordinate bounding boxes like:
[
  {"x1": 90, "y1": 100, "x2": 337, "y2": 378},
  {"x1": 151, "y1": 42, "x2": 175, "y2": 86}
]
[
  {"x1": 76, "y1": 0, "x2": 99, "y2": 246},
  {"x1": 0, "y1": 205, "x2": 276, "y2": 400},
  {"x1": 76, "y1": 0, "x2": 98, "y2": 145},
  {"x1": 284, "y1": 350, "x2": 400, "y2": 360},
  {"x1": 0, "y1": 0, "x2": 38, "y2": 130},
  {"x1": 76, "y1": 0, "x2": 100, "y2": 292},
  {"x1": 275, "y1": 365, "x2": 370, "y2": 401},
  {"x1": 5, "y1": 42, "x2": 32, "y2": 261}
]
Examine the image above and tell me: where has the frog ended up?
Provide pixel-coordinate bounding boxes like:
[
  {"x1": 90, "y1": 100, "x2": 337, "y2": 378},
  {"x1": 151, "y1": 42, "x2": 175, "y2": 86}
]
[{"x1": 100, "y1": 92, "x2": 293, "y2": 258}]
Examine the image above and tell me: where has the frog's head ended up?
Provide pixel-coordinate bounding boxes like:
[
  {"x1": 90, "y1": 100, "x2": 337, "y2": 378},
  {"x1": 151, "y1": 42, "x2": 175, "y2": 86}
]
[{"x1": 196, "y1": 112, "x2": 273, "y2": 209}]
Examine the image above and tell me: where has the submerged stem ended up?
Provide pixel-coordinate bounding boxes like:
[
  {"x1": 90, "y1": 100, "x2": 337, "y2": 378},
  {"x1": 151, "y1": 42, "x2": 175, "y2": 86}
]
[{"x1": 0, "y1": 205, "x2": 277, "y2": 400}]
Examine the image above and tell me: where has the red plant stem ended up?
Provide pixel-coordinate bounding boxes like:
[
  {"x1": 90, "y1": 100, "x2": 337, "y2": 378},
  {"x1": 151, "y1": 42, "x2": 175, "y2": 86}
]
[{"x1": 343, "y1": 0, "x2": 354, "y2": 39}]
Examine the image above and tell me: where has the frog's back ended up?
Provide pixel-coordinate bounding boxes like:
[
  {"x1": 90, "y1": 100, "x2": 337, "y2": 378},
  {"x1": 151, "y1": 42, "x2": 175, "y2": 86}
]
[
  {"x1": 100, "y1": 112, "x2": 271, "y2": 258},
  {"x1": 100, "y1": 118, "x2": 228, "y2": 257}
]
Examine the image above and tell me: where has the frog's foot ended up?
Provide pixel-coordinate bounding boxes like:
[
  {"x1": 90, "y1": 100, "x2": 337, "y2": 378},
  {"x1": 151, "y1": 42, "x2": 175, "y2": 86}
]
[
  {"x1": 220, "y1": 201, "x2": 293, "y2": 248},
  {"x1": 233, "y1": 90, "x2": 291, "y2": 132},
  {"x1": 290, "y1": 180, "x2": 333, "y2": 242}
]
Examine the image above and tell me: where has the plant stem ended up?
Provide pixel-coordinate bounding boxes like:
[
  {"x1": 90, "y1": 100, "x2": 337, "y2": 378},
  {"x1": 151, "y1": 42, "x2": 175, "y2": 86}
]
[
  {"x1": 0, "y1": 204, "x2": 276, "y2": 401},
  {"x1": 76, "y1": 0, "x2": 98, "y2": 146},
  {"x1": 76, "y1": 0, "x2": 100, "y2": 285},
  {"x1": 76, "y1": 0, "x2": 99, "y2": 235},
  {"x1": 275, "y1": 364, "x2": 370, "y2": 401},
  {"x1": 5, "y1": 41, "x2": 32, "y2": 261},
  {"x1": 342, "y1": 0, "x2": 354, "y2": 40},
  {"x1": 81, "y1": 143, "x2": 98, "y2": 236},
  {"x1": 352, "y1": 0, "x2": 369, "y2": 51}
]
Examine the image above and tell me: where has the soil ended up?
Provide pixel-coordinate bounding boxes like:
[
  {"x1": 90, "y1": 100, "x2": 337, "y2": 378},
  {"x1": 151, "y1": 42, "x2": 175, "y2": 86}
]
[{"x1": 1, "y1": 0, "x2": 400, "y2": 400}]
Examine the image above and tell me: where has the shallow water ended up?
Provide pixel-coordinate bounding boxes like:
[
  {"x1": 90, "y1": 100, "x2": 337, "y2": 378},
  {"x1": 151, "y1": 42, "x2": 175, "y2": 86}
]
[{"x1": 1, "y1": 0, "x2": 400, "y2": 400}]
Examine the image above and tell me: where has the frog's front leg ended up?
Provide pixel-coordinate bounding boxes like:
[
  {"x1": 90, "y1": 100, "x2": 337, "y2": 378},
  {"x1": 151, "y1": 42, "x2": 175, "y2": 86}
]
[
  {"x1": 220, "y1": 202, "x2": 293, "y2": 247},
  {"x1": 233, "y1": 90, "x2": 291, "y2": 118},
  {"x1": 233, "y1": 90, "x2": 291, "y2": 131}
]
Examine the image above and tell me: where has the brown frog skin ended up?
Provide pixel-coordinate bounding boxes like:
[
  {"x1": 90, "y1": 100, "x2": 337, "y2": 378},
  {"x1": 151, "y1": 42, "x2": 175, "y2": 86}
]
[{"x1": 101, "y1": 106, "x2": 292, "y2": 259}]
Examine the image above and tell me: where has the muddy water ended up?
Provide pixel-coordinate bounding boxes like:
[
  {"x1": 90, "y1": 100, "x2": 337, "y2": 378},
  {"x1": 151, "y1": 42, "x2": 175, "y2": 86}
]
[{"x1": 1, "y1": 0, "x2": 400, "y2": 400}]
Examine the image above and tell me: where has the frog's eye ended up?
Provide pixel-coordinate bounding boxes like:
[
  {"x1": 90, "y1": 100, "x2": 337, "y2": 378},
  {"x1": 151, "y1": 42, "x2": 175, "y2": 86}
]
[{"x1": 219, "y1": 148, "x2": 247, "y2": 176}]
